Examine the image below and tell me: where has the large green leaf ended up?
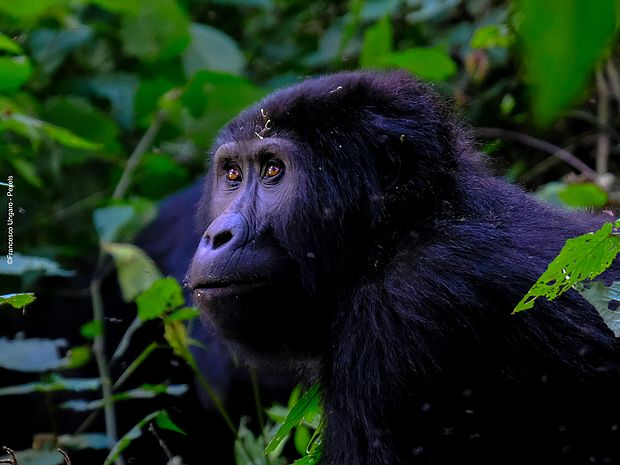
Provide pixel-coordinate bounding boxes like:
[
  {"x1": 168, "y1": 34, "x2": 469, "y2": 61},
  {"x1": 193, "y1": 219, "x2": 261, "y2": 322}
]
[
  {"x1": 383, "y1": 47, "x2": 457, "y2": 81},
  {"x1": 0, "y1": 292, "x2": 36, "y2": 309},
  {"x1": 360, "y1": 16, "x2": 392, "y2": 68},
  {"x1": 183, "y1": 23, "x2": 245, "y2": 78},
  {"x1": 0, "y1": 253, "x2": 73, "y2": 277},
  {"x1": 119, "y1": 0, "x2": 191, "y2": 62},
  {"x1": 0, "y1": 56, "x2": 32, "y2": 92},
  {"x1": 557, "y1": 183, "x2": 608, "y2": 208},
  {"x1": 102, "y1": 243, "x2": 162, "y2": 301},
  {"x1": 517, "y1": 0, "x2": 617, "y2": 127},
  {"x1": 515, "y1": 222, "x2": 620, "y2": 312},
  {"x1": 136, "y1": 277, "x2": 184, "y2": 321}
]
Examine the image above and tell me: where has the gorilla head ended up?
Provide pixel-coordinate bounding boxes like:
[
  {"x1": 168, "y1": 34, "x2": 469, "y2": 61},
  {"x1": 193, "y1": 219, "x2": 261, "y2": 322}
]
[{"x1": 187, "y1": 71, "x2": 459, "y2": 359}]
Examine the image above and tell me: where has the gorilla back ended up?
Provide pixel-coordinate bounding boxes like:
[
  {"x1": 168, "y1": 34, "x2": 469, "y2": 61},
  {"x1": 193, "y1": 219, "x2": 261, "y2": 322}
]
[{"x1": 188, "y1": 70, "x2": 620, "y2": 465}]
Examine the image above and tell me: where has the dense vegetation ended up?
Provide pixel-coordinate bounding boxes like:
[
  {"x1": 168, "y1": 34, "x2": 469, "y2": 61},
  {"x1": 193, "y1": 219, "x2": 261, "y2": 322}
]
[{"x1": 1, "y1": 1, "x2": 620, "y2": 464}]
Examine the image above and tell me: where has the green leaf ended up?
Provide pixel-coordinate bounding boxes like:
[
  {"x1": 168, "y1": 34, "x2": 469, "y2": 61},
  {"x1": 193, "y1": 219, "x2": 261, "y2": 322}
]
[
  {"x1": 164, "y1": 319, "x2": 192, "y2": 360},
  {"x1": 576, "y1": 281, "x2": 620, "y2": 336},
  {"x1": 1, "y1": 449, "x2": 64, "y2": 465},
  {"x1": 0, "y1": 292, "x2": 36, "y2": 309},
  {"x1": 360, "y1": 16, "x2": 393, "y2": 68},
  {"x1": 470, "y1": 24, "x2": 513, "y2": 49},
  {"x1": 136, "y1": 277, "x2": 184, "y2": 321},
  {"x1": 93, "y1": 199, "x2": 156, "y2": 243},
  {"x1": 28, "y1": 26, "x2": 93, "y2": 76},
  {"x1": 182, "y1": 23, "x2": 245, "y2": 78},
  {"x1": 61, "y1": 384, "x2": 189, "y2": 410},
  {"x1": 9, "y1": 157, "x2": 43, "y2": 188},
  {"x1": 165, "y1": 306, "x2": 200, "y2": 322},
  {"x1": 0, "y1": 56, "x2": 32, "y2": 92},
  {"x1": 0, "y1": 374, "x2": 100, "y2": 396},
  {"x1": 65, "y1": 345, "x2": 92, "y2": 369},
  {"x1": 557, "y1": 183, "x2": 608, "y2": 208},
  {"x1": 58, "y1": 433, "x2": 113, "y2": 450},
  {"x1": 265, "y1": 384, "x2": 321, "y2": 454},
  {"x1": 155, "y1": 409, "x2": 187, "y2": 435},
  {"x1": 0, "y1": 0, "x2": 59, "y2": 21},
  {"x1": 104, "y1": 410, "x2": 184, "y2": 465},
  {"x1": 0, "y1": 252, "x2": 73, "y2": 277},
  {"x1": 0, "y1": 33, "x2": 23, "y2": 54},
  {"x1": 102, "y1": 243, "x2": 163, "y2": 301},
  {"x1": 514, "y1": 223, "x2": 620, "y2": 312},
  {"x1": 88, "y1": 0, "x2": 140, "y2": 14},
  {"x1": 0, "y1": 337, "x2": 68, "y2": 372},
  {"x1": 43, "y1": 96, "x2": 122, "y2": 156},
  {"x1": 517, "y1": 0, "x2": 617, "y2": 126},
  {"x1": 119, "y1": 0, "x2": 191, "y2": 62},
  {"x1": 80, "y1": 320, "x2": 103, "y2": 339},
  {"x1": 383, "y1": 47, "x2": 457, "y2": 81}
]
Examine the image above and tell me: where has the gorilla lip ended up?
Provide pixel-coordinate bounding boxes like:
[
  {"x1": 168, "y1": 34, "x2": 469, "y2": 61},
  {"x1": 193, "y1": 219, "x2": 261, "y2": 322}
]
[{"x1": 191, "y1": 278, "x2": 268, "y2": 296}]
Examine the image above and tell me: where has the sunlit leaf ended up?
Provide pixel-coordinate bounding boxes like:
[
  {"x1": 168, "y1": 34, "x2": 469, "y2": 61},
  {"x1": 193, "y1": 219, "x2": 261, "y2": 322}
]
[
  {"x1": 93, "y1": 199, "x2": 156, "y2": 243},
  {"x1": 515, "y1": 222, "x2": 620, "y2": 312},
  {"x1": 0, "y1": 337, "x2": 68, "y2": 372},
  {"x1": 0, "y1": 33, "x2": 23, "y2": 54},
  {"x1": 360, "y1": 16, "x2": 392, "y2": 68},
  {"x1": 470, "y1": 24, "x2": 513, "y2": 49},
  {"x1": 517, "y1": 0, "x2": 617, "y2": 126},
  {"x1": 383, "y1": 47, "x2": 457, "y2": 81},
  {"x1": 0, "y1": 56, "x2": 32, "y2": 92},
  {"x1": 0, "y1": 252, "x2": 73, "y2": 277},
  {"x1": 265, "y1": 384, "x2": 321, "y2": 454},
  {"x1": 80, "y1": 320, "x2": 103, "y2": 339},
  {"x1": 136, "y1": 277, "x2": 184, "y2": 321},
  {"x1": 102, "y1": 242, "x2": 162, "y2": 301},
  {"x1": 557, "y1": 183, "x2": 608, "y2": 208},
  {"x1": 61, "y1": 384, "x2": 188, "y2": 410},
  {"x1": 0, "y1": 292, "x2": 36, "y2": 309}
]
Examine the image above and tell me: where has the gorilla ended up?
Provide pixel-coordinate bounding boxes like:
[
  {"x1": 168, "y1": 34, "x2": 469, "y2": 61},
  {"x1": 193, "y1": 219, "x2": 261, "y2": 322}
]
[{"x1": 186, "y1": 70, "x2": 620, "y2": 465}]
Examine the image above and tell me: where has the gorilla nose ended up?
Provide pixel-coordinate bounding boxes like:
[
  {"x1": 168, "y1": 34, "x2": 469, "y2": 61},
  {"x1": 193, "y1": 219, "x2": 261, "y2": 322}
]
[{"x1": 203, "y1": 212, "x2": 248, "y2": 252}]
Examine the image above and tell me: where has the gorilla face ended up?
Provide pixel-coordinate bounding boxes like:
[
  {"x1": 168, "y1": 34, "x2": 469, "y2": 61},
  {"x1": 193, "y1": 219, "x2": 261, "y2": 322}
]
[{"x1": 188, "y1": 138, "x2": 328, "y2": 358}]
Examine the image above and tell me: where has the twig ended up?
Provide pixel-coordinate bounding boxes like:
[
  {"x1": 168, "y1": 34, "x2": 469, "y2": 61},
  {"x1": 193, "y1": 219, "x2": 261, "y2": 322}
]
[
  {"x1": 475, "y1": 127, "x2": 599, "y2": 183},
  {"x1": 149, "y1": 423, "x2": 174, "y2": 462},
  {"x1": 606, "y1": 60, "x2": 620, "y2": 113},
  {"x1": 596, "y1": 70, "x2": 611, "y2": 175},
  {"x1": 86, "y1": 110, "x2": 167, "y2": 464},
  {"x1": 57, "y1": 449, "x2": 72, "y2": 465},
  {"x1": 250, "y1": 367, "x2": 271, "y2": 465},
  {"x1": 112, "y1": 110, "x2": 166, "y2": 200},
  {"x1": 90, "y1": 267, "x2": 124, "y2": 465},
  {"x1": 0, "y1": 447, "x2": 16, "y2": 465}
]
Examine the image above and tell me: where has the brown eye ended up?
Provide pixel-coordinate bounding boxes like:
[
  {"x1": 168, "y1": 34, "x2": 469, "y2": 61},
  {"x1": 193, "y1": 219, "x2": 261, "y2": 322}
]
[
  {"x1": 266, "y1": 164, "x2": 281, "y2": 177},
  {"x1": 264, "y1": 162, "x2": 283, "y2": 179},
  {"x1": 226, "y1": 167, "x2": 242, "y2": 182}
]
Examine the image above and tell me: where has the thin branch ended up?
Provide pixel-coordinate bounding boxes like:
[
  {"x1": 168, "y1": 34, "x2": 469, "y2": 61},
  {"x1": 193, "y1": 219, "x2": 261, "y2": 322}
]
[
  {"x1": 85, "y1": 110, "x2": 166, "y2": 464},
  {"x1": 596, "y1": 70, "x2": 611, "y2": 175},
  {"x1": 475, "y1": 127, "x2": 599, "y2": 183},
  {"x1": 112, "y1": 110, "x2": 167, "y2": 200}
]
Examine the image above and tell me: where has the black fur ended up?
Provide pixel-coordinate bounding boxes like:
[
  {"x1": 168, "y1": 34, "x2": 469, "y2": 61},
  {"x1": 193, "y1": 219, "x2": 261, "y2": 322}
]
[{"x1": 189, "y1": 70, "x2": 620, "y2": 465}]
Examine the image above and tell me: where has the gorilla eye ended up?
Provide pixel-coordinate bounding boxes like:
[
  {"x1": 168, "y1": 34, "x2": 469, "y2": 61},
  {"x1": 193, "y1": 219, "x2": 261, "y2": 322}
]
[
  {"x1": 225, "y1": 166, "x2": 242, "y2": 183},
  {"x1": 263, "y1": 161, "x2": 284, "y2": 179}
]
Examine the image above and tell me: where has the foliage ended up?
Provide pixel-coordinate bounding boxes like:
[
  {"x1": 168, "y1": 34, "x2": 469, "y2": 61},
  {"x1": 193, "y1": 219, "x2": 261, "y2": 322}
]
[
  {"x1": 1, "y1": 0, "x2": 620, "y2": 463},
  {"x1": 515, "y1": 221, "x2": 620, "y2": 312}
]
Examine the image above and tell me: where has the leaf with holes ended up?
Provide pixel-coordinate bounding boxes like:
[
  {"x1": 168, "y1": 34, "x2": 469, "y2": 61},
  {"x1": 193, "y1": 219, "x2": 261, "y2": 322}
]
[{"x1": 514, "y1": 222, "x2": 620, "y2": 312}]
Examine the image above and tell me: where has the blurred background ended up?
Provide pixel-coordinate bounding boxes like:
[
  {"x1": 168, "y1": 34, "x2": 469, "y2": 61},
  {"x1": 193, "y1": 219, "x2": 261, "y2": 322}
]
[{"x1": 0, "y1": 0, "x2": 619, "y2": 464}]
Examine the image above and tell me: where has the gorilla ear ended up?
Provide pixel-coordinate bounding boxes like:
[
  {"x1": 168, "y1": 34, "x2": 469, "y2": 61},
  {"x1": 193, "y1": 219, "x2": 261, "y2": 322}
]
[{"x1": 376, "y1": 135, "x2": 402, "y2": 190}]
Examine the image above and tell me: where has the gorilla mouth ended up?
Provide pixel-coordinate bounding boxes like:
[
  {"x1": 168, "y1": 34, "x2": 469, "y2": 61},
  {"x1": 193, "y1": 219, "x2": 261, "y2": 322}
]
[{"x1": 191, "y1": 278, "x2": 269, "y2": 298}]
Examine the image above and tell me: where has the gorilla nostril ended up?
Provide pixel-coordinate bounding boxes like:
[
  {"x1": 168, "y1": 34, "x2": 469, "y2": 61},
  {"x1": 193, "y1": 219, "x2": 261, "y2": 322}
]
[{"x1": 212, "y1": 230, "x2": 233, "y2": 250}]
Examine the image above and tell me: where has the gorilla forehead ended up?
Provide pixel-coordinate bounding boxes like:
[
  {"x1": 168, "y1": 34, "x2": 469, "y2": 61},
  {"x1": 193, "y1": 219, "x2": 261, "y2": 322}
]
[{"x1": 214, "y1": 70, "x2": 450, "y2": 159}]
